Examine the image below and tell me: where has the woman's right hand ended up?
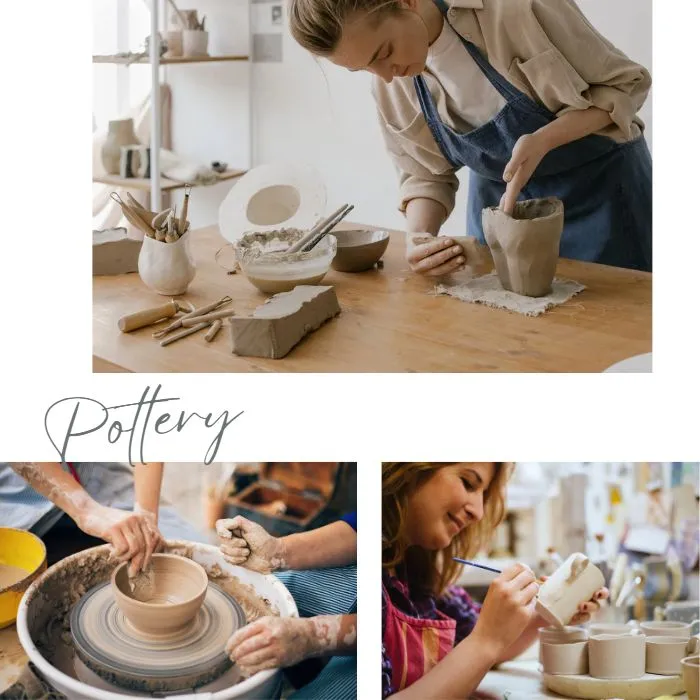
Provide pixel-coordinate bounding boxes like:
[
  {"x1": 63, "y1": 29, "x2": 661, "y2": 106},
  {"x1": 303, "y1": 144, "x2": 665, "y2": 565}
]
[
  {"x1": 406, "y1": 234, "x2": 466, "y2": 276},
  {"x1": 216, "y1": 516, "x2": 287, "y2": 574},
  {"x1": 472, "y1": 563, "x2": 539, "y2": 656}
]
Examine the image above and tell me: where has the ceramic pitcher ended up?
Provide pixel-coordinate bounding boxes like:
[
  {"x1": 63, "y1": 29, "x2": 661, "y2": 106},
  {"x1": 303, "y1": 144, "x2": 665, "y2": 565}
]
[{"x1": 138, "y1": 231, "x2": 196, "y2": 296}]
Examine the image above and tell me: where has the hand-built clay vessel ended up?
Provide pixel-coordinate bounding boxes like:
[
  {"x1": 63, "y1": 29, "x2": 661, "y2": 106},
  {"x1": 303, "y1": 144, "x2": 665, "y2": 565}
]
[
  {"x1": 536, "y1": 553, "x2": 605, "y2": 628},
  {"x1": 482, "y1": 197, "x2": 563, "y2": 298},
  {"x1": 589, "y1": 633, "x2": 646, "y2": 679},
  {"x1": 541, "y1": 639, "x2": 589, "y2": 675},
  {"x1": 641, "y1": 619, "x2": 700, "y2": 638},
  {"x1": 101, "y1": 118, "x2": 139, "y2": 175},
  {"x1": 138, "y1": 229, "x2": 196, "y2": 295},
  {"x1": 682, "y1": 655, "x2": 700, "y2": 699},
  {"x1": 646, "y1": 636, "x2": 696, "y2": 675},
  {"x1": 331, "y1": 229, "x2": 390, "y2": 272},
  {"x1": 112, "y1": 553, "x2": 208, "y2": 636}
]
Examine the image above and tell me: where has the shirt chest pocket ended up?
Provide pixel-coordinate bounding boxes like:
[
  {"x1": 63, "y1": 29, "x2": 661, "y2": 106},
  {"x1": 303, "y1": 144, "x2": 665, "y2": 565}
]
[
  {"x1": 508, "y1": 48, "x2": 593, "y2": 114},
  {"x1": 384, "y1": 110, "x2": 455, "y2": 176}
]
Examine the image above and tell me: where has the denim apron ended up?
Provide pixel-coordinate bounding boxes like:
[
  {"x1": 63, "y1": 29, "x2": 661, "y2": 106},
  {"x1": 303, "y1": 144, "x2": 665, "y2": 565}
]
[{"x1": 413, "y1": 0, "x2": 652, "y2": 271}]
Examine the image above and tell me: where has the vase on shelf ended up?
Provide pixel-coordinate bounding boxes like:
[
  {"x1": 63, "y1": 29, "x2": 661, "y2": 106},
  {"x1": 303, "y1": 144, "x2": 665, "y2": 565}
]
[{"x1": 101, "y1": 118, "x2": 139, "y2": 175}]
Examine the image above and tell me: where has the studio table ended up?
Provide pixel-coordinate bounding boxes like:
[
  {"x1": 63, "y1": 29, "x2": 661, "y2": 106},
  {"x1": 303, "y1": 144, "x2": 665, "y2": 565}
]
[{"x1": 93, "y1": 223, "x2": 651, "y2": 373}]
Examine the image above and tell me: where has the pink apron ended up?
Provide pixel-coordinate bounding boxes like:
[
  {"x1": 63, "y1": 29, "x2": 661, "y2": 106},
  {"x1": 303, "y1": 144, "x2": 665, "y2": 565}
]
[{"x1": 383, "y1": 584, "x2": 456, "y2": 692}]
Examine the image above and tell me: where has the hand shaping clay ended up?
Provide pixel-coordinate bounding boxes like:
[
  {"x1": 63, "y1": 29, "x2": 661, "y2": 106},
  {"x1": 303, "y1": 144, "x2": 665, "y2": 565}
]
[
  {"x1": 482, "y1": 197, "x2": 564, "y2": 297},
  {"x1": 229, "y1": 285, "x2": 341, "y2": 359},
  {"x1": 93, "y1": 227, "x2": 142, "y2": 275}
]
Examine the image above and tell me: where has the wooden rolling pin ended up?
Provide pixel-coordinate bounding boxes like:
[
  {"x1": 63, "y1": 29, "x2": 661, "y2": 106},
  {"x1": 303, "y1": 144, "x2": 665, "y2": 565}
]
[
  {"x1": 118, "y1": 301, "x2": 179, "y2": 332},
  {"x1": 181, "y1": 309, "x2": 235, "y2": 327}
]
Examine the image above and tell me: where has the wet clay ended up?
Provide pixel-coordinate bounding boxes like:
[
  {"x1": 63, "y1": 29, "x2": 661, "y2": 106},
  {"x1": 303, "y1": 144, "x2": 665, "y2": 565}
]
[
  {"x1": 112, "y1": 554, "x2": 208, "y2": 635},
  {"x1": 0, "y1": 564, "x2": 28, "y2": 590},
  {"x1": 482, "y1": 197, "x2": 564, "y2": 297},
  {"x1": 26, "y1": 543, "x2": 278, "y2": 693}
]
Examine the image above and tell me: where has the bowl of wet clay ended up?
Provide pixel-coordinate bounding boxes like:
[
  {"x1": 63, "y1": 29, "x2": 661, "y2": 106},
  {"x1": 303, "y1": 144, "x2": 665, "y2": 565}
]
[
  {"x1": 235, "y1": 228, "x2": 337, "y2": 294},
  {"x1": 0, "y1": 527, "x2": 47, "y2": 629},
  {"x1": 112, "y1": 553, "x2": 208, "y2": 636},
  {"x1": 331, "y1": 229, "x2": 390, "y2": 272}
]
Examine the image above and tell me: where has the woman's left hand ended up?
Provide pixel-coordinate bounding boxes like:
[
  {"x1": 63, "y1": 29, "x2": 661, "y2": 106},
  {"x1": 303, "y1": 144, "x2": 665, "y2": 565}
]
[
  {"x1": 569, "y1": 586, "x2": 609, "y2": 625},
  {"x1": 500, "y1": 133, "x2": 552, "y2": 215}
]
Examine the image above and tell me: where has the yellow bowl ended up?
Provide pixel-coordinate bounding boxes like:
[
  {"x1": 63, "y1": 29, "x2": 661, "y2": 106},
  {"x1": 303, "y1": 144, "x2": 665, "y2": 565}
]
[{"x1": 0, "y1": 527, "x2": 47, "y2": 628}]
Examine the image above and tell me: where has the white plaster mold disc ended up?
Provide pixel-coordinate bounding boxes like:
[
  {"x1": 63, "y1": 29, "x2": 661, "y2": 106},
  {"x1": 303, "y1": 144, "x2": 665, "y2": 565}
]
[
  {"x1": 603, "y1": 352, "x2": 652, "y2": 373},
  {"x1": 219, "y1": 163, "x2": 327, "y2": 243},
  {"x1": 70, "y1": 581, "x2": 245, "y2": 693}
]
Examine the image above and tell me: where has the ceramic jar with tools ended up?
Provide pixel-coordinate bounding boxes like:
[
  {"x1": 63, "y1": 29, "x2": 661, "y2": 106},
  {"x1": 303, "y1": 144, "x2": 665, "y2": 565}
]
[{"x1": 110, "y1": 186, "x2": 195, "y2": 295}]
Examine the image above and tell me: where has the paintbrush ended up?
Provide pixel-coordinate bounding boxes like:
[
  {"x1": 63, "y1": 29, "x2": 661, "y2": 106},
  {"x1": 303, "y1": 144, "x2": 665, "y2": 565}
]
[{"x1": 453, "y1": 557, "x2": 502, "y2": 574}]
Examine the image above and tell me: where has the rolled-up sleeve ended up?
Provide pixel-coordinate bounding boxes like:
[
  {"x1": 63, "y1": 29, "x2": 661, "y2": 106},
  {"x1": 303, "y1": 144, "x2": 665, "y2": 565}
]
[
  {"x1": 372, "y1": 86, "x2": 459, "y2": 217},
  {"x1": 530, "y1": 0, "x2": 651, "y2": 139}
]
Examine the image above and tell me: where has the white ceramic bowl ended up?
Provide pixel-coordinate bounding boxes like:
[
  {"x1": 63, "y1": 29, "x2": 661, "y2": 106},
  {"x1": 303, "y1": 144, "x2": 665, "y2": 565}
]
[
  {"x1": 17, "y1": 542, "x2": 298, "y2": 700},
  {"x1": 646, "y1": 636, "x2": 696, "y2": 675}
]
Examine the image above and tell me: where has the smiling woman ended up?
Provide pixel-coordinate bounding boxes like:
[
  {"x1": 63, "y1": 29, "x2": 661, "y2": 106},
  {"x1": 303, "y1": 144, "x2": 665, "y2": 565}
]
[{"x1": 381, "y1": 462, "x2": 609, "y2": 700}]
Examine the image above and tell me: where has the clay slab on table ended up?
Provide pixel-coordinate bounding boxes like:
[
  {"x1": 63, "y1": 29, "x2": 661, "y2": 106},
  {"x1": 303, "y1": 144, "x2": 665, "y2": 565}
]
[
  {"x1": 93, "y1": 227, "x2": 142, "y2": 275},
  {"x1": 229, "y1": 285, "x2": 341, "y2": 359}
]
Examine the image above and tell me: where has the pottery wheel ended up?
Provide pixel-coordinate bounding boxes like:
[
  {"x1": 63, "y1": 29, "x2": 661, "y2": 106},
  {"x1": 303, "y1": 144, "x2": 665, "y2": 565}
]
[
  {"x1": 70, "y1": 581, "x2": 245, "y2": 693},
  {"x1": 543, "y1": 672, "x2": 684, "y2": 699}
]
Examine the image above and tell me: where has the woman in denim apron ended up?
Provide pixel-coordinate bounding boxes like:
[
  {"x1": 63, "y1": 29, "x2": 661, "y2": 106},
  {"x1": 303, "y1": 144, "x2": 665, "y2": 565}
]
[{"x1": 289, "y1": 0, "x2": 652, "y2": 274}]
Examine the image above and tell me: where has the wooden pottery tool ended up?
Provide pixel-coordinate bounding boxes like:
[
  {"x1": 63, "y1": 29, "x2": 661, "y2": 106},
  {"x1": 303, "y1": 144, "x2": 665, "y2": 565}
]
[
  {"x1": 153, "y1": 296, "x2": 232, "y2": 338},
  {"x1": 160, "y1": 321, "x2": 210, "y2": 346},
  {"x1": 125, "y1": 193, "x2": 158, "y2": 223},
  {"x1": 181, "y1": 308, "x2": 235, "y2": 327},
  {"x1": 287, "y1": 203, "x2": 350, "y2": 253},
  {"x1": 152, "y1": 208, "x2": 173, "y2": 230},
  {"x1": 179, "y1": 184, "x2": 191, "y2": 235},
  {"x1": 205, "y1": 319, "x2": 223, "y2": 342},
  {"x1": 110, "y1": 192, "x2": 156, "y2": 238},
  {"x1": 301, "y1": 204, "x2": 354, "y2": 252},
  {"x1": 118, "y1": 301, "x2": 179, "y2": 332}
]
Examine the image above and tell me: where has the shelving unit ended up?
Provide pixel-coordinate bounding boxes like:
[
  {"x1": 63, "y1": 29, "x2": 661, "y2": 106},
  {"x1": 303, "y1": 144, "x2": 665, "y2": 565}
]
[{"x1": 93, "y1": 0, "x2": 253, "y2": 211}]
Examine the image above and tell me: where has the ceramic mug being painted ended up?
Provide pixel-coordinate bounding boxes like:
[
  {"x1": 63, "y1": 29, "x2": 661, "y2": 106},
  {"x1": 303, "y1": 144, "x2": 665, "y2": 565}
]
[
  {"x1": 541, "y1": 640, "x2": 589, "y2": 676},
  {"x1": 682, "y1": 655, "x2": 700, "y2": 700},
  {"x1": 646, "y1": 636, "x2": 698, "y2": 676},
  {"x1": 588, "y1": 633, "x2": 646, "y2": 680},
  {"x1": 535, "y1": 553, "x2": 605, "y2": 628},
  {"x1": 640, "y1": 619, "x2": 700, "y2": 638}
]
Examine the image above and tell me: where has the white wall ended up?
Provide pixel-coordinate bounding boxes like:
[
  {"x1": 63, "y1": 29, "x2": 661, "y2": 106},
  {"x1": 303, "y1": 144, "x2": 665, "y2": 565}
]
[{"x1": 99, "y1": 0, "x2": 652, "y2": 233}]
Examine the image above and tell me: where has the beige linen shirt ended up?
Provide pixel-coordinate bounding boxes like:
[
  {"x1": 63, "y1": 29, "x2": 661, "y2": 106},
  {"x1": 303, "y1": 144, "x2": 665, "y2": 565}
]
[{"x1": 372, "y1": 0, "x2": 652, "y2": 218}]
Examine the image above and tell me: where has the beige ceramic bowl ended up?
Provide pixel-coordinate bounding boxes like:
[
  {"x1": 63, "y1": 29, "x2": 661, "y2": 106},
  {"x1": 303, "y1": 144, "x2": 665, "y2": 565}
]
[
  {"x1": 112, "y1": 553, "x2": 208, "y2": 636},
  {"x1": 646, "y1": 636, "x2": 695, "y2": 675},
  {"x1": 331, "y1": 229, "x2": 390, "y2": 272},
  {"x1": 682, "y1": 655, "x2": 699, "y2": 699},
  {"x1": 541, "y1": 640, "x2": 589, "y2": 675},
  {"x1": 588, "y1": 633, "x2": 646, "y2": 679},
  {"x1": 538, "y1": 626, "x2": 587, "y2": 664},
  {"x1": 641, "y1": 620, "x2": 699, "y2": 638}
]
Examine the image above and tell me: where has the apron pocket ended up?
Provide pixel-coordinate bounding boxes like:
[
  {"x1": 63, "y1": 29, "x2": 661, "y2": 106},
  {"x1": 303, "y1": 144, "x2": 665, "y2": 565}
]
[{"x1": 509, "y1": 49, "x2": 592, "y2": 115}]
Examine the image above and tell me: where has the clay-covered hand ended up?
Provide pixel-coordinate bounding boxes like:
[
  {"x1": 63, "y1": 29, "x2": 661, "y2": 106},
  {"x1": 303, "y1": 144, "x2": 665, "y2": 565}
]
[
  {"x1": 226, "y1": 616, "x2": 337, "y2": 677},
  {"x1": 500, "y1": 132, "x2": 551, "y2": 216},
  {"x1": 569, "y1": 586, "x2": 609, "y2": 624},
  {"x1": 471, "y1": 563, "x2": 540, "y2": 656},
  {"x1": 75, "y1": 504, "x2": 164, "y2": 576},
  {"x1": 216, "y1": 516, "x2": 287, "y2": 573},
  {"x1": 405, "y1": 233, "x2": 466, "y2": 277}
]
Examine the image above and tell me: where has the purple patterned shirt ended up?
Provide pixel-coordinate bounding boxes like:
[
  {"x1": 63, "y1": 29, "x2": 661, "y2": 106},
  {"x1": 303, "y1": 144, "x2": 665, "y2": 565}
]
[{"x1": 382, "y1": 570, "x2": 482, "y2": 698}]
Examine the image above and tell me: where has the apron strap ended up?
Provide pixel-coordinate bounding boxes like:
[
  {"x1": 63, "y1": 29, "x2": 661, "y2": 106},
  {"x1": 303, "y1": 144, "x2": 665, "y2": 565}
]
[
  {"x1": 431, "y1": 0, "x2": 528, "y2": 104},
  {"x1": 66, "y1": 463, "x2": 81, "y2": 485}
]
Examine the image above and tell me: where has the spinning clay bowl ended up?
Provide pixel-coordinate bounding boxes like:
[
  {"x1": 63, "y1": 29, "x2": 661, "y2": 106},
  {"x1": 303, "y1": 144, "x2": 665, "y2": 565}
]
[
  {"x1": 235, "y1": 228, "x2": 336, "y2": 294},
  {"x1": 17, "y1": 541, "x2": 299, "y2": 700},
  {"x1": 331, "y1": 229, "x2": 390, "y2": 272},
  {"x1": 111, "y1": 553, "x2": 208, "y2": 636}
]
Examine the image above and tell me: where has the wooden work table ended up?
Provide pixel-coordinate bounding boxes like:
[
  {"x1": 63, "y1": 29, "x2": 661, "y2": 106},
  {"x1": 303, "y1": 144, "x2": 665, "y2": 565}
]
[{"x1": 93, "y1": 224, "x2": 651, "y2": 373}]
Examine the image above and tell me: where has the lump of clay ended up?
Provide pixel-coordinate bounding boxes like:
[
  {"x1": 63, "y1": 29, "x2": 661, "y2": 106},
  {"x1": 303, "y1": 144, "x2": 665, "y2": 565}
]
[
  {"x1": 229, "y1": 285, "x2": 341, "y2": 359},
  {"x1": 482, "y1": 197, "x2": 563, "y2": 298}
]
